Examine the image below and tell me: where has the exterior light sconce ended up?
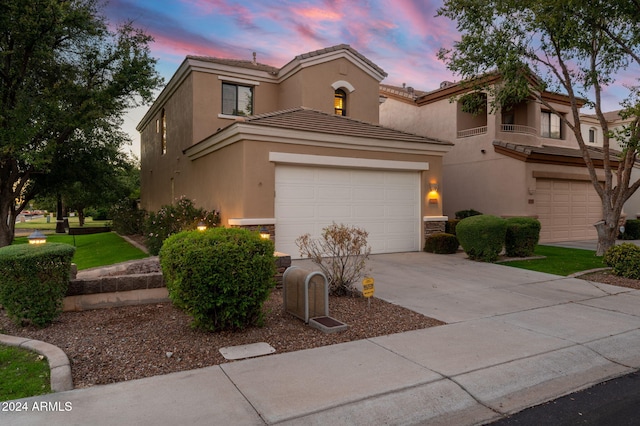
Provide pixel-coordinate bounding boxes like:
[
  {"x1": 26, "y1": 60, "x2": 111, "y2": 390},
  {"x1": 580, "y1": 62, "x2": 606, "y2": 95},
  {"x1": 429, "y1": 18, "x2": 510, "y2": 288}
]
[
  {"x1": 428, "y1": 182, "x2": 439, "y2": 204},
  {"x1": 260, "y1": 226, "x2": 270, "y2": 240},
  {"x1": 197, "y1": 221, "x2": 207, "y2": 231},
  {"x1": 28, "y1": 230, "x2": 47, "y2": 245},
  {"x1": 429, "y1": 183, "x2": 439, "y2": 193}
]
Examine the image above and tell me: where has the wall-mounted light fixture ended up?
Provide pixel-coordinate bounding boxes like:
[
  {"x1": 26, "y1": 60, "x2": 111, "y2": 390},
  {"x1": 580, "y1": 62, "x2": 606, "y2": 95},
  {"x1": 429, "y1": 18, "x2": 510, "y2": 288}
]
[
  {"x1": 197, "y1": 221, "x2": 207, "y2": 231},
  {"x1": 260, "y1": 226, "x2": 270, "y2": 240},
  {"x1": 429, "y1": 183, "x2": 439, "y2": 193},
  {"x1": 28, "y1": 230, "x2": 47, "y2": 245}
]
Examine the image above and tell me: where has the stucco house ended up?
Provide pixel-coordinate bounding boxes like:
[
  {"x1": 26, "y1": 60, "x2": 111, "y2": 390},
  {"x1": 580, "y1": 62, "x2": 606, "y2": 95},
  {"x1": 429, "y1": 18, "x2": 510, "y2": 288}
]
[
  {"x1": 580, "y1": 110, "x2": 640, "y2": 219},
  {"x1": 137, "y1": 45, "x2": 452, "y2": 256},
  {"x1": 380, "y1": 77, "x2": 623, "y2": 243}
]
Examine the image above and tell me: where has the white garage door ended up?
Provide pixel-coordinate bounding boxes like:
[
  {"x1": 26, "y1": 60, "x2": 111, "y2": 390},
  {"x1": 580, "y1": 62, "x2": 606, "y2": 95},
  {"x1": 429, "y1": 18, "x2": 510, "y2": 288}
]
[
  {"x1": 275, "y1": 165, "x2": 420, "y2": 257},
  {"x1": 536, "y1": 178, "x2": 602, "y2": 242}
]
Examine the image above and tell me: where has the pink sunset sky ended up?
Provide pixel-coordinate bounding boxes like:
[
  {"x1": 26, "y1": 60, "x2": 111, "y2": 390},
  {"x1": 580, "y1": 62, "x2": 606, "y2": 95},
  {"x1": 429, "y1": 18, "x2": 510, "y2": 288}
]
[{"x1": 104, "y1": 0, "x2": 638, "y2": 157}]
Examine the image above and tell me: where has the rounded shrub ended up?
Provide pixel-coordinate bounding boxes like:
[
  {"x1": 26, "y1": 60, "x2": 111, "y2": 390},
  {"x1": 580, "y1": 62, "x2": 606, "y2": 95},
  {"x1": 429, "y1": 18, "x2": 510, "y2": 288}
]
[
  {"x1": 603, "y1": 243, "x2": 640, "y2": 279},
  {"x1": 445, "y1": 219, "x2": 460, "y2": 235},
  {"x1": 424, "y1": 233, "x2": 459, "y2": 254},
  {"x1": 456, "y1": 215, "x2": 507, "y2": 262},
  {"x1": 159, "y1": 227, "x2": 275, "y2": 332},
  {"x1": 504, "y1": 217, "x2": 541, "y2": 257},
  {"x1": 0, "y1": 243, "x2": 76, "y2": 327}
]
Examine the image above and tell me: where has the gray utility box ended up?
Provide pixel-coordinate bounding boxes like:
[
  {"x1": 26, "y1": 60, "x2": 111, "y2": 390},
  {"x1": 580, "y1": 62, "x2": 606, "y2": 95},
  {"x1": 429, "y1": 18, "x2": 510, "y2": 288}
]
[{"x1": 282, "y1": 266, "x2": 328, "y2": 323}]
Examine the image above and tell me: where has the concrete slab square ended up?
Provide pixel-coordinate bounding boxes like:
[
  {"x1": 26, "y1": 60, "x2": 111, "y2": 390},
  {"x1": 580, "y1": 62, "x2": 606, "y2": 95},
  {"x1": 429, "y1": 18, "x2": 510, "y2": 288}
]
[
  {"x1": 578, "y1": 291, "x2": 640, "y2": 317},
  {"x1": 586, "y1": 329, "x2": 640, "y2": 368},
  {"x1": 276, "y1": 378, "x2": 500, "y2": 426},
  {"x1": 371, "y1": 319, "x2": 571, "y2": 377},
  {"x1": 3, "y1": 366, "x2": 263, "y2": 426},
  {"x1": 499, "y1": 303, "x2": 640, "y2": 343},
  {"x1": 219, "y1": 342, "x2": 275, "y2": 360},
  {"x1": 453, "y1": 345, "x2": 631, "y2": 415},
  {"x1": 221, "y1": 339, "x2": 443, "y2": 424}
]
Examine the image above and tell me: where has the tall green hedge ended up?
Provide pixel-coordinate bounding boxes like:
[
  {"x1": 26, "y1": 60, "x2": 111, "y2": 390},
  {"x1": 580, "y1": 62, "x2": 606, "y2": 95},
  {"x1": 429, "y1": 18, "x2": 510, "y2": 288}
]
[
  {"x1": 505, "y1": 217, "x2": 541, "y2": 257},
  {"x1": 159, "y1": 228, "x2": 275, "y2": 332},
  {"x1": 456, "y1": 215, "x2": 507, "y2": 262},
  {"x1": 0, "y1": 243, "x2": 75, "y2": 327}
]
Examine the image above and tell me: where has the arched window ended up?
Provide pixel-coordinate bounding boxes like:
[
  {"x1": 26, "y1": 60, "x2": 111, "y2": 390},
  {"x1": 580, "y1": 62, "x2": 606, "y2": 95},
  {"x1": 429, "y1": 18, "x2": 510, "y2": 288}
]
[{"x1": 334, "y1": 89, "x2": 346, "y2": 116}]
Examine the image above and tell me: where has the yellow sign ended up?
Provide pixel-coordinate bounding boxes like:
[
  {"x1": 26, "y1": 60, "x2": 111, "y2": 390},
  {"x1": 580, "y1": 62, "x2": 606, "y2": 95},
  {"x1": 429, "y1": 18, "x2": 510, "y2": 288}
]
[{"x1": 362, "y1": 277, "x2": 375, "y2": 298}]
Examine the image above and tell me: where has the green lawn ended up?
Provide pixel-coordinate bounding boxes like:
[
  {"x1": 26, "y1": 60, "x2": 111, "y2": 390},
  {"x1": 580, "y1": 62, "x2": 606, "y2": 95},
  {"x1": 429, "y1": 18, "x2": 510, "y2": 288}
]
[
  {"x1": 15, "y1": 215, "x2": 110, "y2": 230},
  {"x1": 13, "y1": 232, "x2": 148, "y2": 270},
  {"x1": 501, "y1": 245, "x2": 606, "y2": 276},
  {"x1": 0, "y1": 345, "x2": 51, "y2": 402}
]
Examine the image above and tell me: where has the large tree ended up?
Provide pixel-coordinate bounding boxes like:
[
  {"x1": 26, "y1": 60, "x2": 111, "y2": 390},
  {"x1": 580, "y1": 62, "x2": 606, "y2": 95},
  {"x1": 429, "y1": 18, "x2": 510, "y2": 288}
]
[
  {"x1": 0, "y1": 0, "x2": 162, "y2": 246},
  {"x1": 438, "y1": 0, "x2": 640, "y2": 255}
]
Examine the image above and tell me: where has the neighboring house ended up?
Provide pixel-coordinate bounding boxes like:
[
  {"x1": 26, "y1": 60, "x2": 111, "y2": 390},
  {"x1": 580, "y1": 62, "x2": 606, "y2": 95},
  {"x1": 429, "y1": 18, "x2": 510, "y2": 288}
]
[
  {"x1": 580, "y1": 110, "x2": 640, "y2": 219},
  {"x1": 138, "y1": 45, "x2": 452, "y2": 257},
  {"x1": 380, "y1": 77, "x2": 622, "y2": 243}
]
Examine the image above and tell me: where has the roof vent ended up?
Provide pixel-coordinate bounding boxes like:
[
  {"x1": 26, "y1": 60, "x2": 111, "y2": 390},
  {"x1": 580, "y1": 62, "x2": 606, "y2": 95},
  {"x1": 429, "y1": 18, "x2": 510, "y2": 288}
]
[
  {"x1": 407, "y1": 87, "x2": 414, "y2": 94},
  {"x1": 440, "y1": 81, "x2": 454, "y2": 89},
  {"x1": 252, "y1": 52, "x2": 257, "y2": 65}
]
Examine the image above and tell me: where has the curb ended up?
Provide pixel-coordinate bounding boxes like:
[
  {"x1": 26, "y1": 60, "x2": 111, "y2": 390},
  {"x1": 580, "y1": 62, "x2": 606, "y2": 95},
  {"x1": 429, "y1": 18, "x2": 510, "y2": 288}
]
[{"x1": 0, "y1": 333, "x2": 73, "y2": 392}]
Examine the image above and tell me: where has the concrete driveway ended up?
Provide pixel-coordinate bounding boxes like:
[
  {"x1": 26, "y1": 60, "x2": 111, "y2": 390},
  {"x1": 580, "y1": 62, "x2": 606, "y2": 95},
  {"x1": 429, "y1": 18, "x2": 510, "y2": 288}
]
[{"x1": 4, "y1": 250, "x2": 640, "y2": 425}]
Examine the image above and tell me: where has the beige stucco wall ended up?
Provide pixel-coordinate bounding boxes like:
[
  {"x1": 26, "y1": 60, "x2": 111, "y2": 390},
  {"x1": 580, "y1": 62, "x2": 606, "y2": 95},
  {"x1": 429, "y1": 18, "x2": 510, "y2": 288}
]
[
  {"x1": 182, "y1": 139, "x2": 445, "y2": 227},
  {"x1": 279, "y1": 58, "x2": 380, "y2": 123}
]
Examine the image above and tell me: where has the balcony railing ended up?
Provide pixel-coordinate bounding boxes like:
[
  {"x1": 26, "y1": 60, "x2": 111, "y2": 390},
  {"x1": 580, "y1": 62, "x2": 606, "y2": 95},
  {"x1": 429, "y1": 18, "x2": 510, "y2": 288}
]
[
  {"x1": 457, "y1": 126, "x2": 487, "y2": 138},
  {"x1": 500, "y1": 124, "x2": 538, "y2": 135}
]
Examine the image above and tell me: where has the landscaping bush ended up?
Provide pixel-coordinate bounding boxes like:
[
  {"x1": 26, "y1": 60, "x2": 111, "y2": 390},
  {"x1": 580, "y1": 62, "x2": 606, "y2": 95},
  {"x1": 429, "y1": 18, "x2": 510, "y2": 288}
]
[
  {"x1": 455, "y1": 209, "x2": 483, "y2": 220},
  {"x1": 445, "y1": 219, "x2": 460, "y2": 235},
  {"x1": 620, "y1": 219, "x2": 640, "y2": 240},
  {"x1": 456, "y1": 215, "x2": 507, "y2": 262},
  {"x1": 145, "y1": 197, "x2": 221, "y2": 255},
  {"x1": 0, "y1": 243, "x2": 75, "y2": 327},
  {"x1": 296, "y1": 222, "x2": 371, "y2": 296},
  {"x1": 159, "y1": 228, "x2": 275, "y2": 332},
  {"x1": 604, "y1": 243, "x2": 640, "y2": 279},
  {"x1": 424, "y1": 233, "x2": 459, "y2": 254},
  {"x1": 505, "y1": 217, "x2": 541, "y2": 257},
  {"x1": 110, "y1": 198, "x2": 146, "y2": 236}
]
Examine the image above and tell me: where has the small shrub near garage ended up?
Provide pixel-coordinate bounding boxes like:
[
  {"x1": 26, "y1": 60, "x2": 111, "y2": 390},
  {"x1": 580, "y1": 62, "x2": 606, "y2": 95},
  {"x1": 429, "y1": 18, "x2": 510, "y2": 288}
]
[
  {"x1": 445, "y1": 219, "x2": 460, "y2": 235},
  {"x1": 456, "y1": 215, "x2": 507, "y2": 262},
  {"x1": 159, "y1": 228, "x2": 275, "y2": 332},
  {"x1": 0, "y1": 243, "x2": 75, "y2": 327},
  {"x1": 455, "y1": 209, "x2": 483, "y2": 220},
  {"x1": 620, "y1": 219, "x2": 640, "y2": 240},
  {"x1": 603, "y1": 243, "x2": 640, "y2": 279},
  {"x1": 296, "y1": 222, "x2": 371, "y2": 296},
  {"x1": 145, "y1": 197, "x2": 221, "y2": 255},
  {"x1": 424, "y1": 232, "x2": 459, "y2": 254},
  {"x1": 505, "y1": 217, "x2": 541, "y2": 257}
]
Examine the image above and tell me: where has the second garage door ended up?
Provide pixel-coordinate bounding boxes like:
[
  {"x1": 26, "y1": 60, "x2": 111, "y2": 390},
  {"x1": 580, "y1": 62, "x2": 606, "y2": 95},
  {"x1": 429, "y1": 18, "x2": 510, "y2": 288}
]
[
  {"x1": 275, "y1": 165, "x2": 420, "y2": 257},
  {"x1": 535, "y1": 178, "x2": 602, "y2": 242}
]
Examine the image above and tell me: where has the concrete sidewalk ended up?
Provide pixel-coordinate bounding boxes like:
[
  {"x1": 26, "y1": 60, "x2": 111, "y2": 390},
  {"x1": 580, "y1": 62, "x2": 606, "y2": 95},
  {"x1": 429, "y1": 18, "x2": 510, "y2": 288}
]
[{"x1": 4, "y1": 252, "x2": 640, "y2": 425}]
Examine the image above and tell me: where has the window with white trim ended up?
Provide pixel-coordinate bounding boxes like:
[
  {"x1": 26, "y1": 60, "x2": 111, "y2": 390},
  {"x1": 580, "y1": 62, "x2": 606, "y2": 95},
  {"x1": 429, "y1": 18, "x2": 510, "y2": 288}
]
[
  {"x1": 222, "y1": 82, "x2": 253, "y2": 116},
  {"x1": 334, "y1": 89, "x2": 346, "y2": 116}
]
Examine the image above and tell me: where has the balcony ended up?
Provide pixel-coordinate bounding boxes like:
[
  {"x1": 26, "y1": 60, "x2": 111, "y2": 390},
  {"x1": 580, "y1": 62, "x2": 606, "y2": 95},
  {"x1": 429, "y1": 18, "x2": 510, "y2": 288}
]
[
  {"x1": 500, "y1": 124, "x2": 537, "y2": 135},
  {"x1": 457, "y1": 126, "x2": 487, "y2": 138}
]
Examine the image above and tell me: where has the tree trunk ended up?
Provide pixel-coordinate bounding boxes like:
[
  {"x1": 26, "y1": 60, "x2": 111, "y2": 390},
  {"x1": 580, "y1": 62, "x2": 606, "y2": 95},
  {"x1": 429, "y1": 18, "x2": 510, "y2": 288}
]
[
  {"x1": 0, "y1": 199, "x2": 14, "y2": 248},
  {"x1": 594, "y1": 219, "x2": 619, "y2": 256},
  {"x1": 56, "y1": 195, "x2": 66, "y2": 233},
  {"x1": 78, "y1": 209, "x2": 85, "y2": 227}
]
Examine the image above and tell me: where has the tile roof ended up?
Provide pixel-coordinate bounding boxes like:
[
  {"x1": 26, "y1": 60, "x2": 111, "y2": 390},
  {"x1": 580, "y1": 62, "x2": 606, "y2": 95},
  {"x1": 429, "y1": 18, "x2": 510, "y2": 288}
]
[
  {"x1": 186, "y1": 55, "x2": 279, "y2": 74},
  {"x1": 241, "y1": 107, "x2": 451, "y2": 146},
  {"x1": 492, "y1": 140, "x2": 622, "y2": 166},
  {"x1": 187, "y1": 44, "x2": 386, "y2": 78},
  {"x1": 379, "y1": 84, "x2": 428, "y2": 101}
]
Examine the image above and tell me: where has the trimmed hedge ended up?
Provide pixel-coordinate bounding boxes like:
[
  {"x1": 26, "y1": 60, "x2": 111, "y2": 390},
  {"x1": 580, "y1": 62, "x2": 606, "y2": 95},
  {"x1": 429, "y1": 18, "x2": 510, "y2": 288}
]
[
  {"x1": 456, "y1": 215, "x2": 507, "y2": 262},
  {"x1": 0, "y1": 243, "x2": 76, "y2": 327},
  {"x1": 604, "y1": 243, "x2": 640, "y2": 279},
  {"x1": 424, "y1": 233, "x2": 459, "y2": 254},
  {"x1": 505, "y1": 217, "x2": 541, "y2": 257},
  {"x1": 159, "y1": 227, "x2": 275, "y2": 332}
]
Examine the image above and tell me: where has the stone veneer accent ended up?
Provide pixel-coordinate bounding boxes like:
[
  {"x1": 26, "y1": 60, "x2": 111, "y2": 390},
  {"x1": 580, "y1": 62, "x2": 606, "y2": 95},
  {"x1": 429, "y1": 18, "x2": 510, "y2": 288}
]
[{"x1": 423, "y1": 216, "x2": 448, "y2": 239}]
